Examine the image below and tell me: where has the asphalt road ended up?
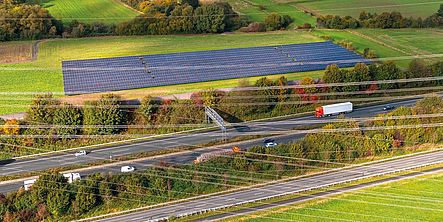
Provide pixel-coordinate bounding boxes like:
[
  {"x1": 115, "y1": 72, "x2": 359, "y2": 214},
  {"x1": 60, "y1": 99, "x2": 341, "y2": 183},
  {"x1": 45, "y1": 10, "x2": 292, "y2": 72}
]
[
  {"x1": 0, "y1": 98, "x2": 423, "y2": 193},
  {"x1": 95, "y1": 150, "x2": 443, "y2": 222}
]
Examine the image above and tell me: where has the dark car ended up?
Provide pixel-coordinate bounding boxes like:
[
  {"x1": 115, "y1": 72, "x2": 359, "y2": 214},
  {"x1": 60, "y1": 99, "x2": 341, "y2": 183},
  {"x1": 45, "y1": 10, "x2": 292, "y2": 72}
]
[{"x1": 383, "y1": 105, "x2": 395, "y2": 111}]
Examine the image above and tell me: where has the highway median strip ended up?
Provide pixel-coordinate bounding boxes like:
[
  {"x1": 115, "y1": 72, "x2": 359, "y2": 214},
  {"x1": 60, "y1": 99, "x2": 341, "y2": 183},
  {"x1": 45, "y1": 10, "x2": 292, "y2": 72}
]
[{"x1": 0, "y1": 134, "x2": 266, "y2": 184}]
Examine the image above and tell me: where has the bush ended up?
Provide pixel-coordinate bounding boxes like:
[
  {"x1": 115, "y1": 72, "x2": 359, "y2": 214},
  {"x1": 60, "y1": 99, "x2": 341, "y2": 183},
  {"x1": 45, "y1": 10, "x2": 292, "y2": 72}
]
[
  {"x1": 137, "y1": 96, "x2": 161, "y2": 124},
  {"x1": 3, "y1": 119, "x2": 20, "y2": 135},
  {"x1": 337, "y1": 40, "x2": 355, "y2": 51},
  {"x1": 239, "y1": 22, "x2": 266, "y2": 32},
  {"x1": 83, "y1": 94, "x2": 126, "y2": 135},
  {"x1": 63, "y1": 21, "x2": 116, "y2": 38},
  {"x1": 297, "y1": 23, "x2": 312, "y2": 29},
  {"x1": 363, "y1": 48, "x2": 378, "y2": 58},
  {"x1": 26, "y1": 93, "x2": 60, "y2": 124},
  {"x1": 264, "y1": 13, "x2": 292, "y2": 31},
  {"x1": 320, "y1": 35, "x2": 332, "y2": 40},
  {"x1": 52, "y1": 103, "x2": 83, "y2": 136}
]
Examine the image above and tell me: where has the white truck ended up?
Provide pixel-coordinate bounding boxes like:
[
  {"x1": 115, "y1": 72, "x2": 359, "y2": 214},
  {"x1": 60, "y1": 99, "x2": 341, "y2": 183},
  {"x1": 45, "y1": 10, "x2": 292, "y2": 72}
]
[
  {"x1": 315, "y1": 102, "x2": 353, "y2": 118},
  {"x1": 63, "y1": 173, "x2": 81, "y2": 183},
  {"x1": 23, "y1": 173, "x2": 81, "y2": 191},
  {"x1": 24, "y1": 179, "x2": 37, "y2": 191}
]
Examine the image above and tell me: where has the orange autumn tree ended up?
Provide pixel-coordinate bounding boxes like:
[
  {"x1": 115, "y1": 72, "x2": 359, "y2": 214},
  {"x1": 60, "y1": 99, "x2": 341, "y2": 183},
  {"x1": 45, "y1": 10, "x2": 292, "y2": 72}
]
[{"x1": 3, "y1": 119, "x2": 20, "y2": 135}]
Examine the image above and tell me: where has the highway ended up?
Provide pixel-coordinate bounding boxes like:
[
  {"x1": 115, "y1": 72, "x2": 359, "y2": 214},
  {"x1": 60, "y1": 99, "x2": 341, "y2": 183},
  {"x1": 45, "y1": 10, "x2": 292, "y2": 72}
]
[
  {"x1": 194, "y1": 167, "x2": 443, "y2": 222},
  {"x1": 95, "y1": 149, "x2": 443, "y2": 222},
  {"x1": 0, "y1": 98, "x2": 424, "y2": 193}
]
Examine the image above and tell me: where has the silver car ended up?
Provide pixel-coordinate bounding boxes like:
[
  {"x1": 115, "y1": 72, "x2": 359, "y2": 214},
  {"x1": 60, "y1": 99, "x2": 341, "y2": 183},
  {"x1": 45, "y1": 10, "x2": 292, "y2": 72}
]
[{"x1": 74, "y1": 150, "x2": 87, "y2": 157}]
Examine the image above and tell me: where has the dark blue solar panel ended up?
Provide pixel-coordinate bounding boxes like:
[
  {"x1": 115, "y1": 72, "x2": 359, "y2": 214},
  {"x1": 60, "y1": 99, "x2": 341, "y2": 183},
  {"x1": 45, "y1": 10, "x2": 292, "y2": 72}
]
[{"x1": 62, "y1": 41, "x2": 370, "y2": 95}]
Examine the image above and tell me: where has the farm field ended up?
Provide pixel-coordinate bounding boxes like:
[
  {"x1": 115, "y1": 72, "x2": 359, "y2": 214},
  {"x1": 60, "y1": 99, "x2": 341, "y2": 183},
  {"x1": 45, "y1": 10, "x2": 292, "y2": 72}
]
[
  {"x1": 295, "y1": 0, "x2": 442, "y2": 18},
  {"x1": 355, "y1": 29, "x2": 443, "y2": 57},
  {"x1": 0, "y1": 31, "x2": 322, "y2": 115},
  {"x1": 313, "y1": 28, "x2": 443, "y2": 67},
  {"x1": 41, "y1": 0, "x2": 140, "y2": 24},
  {"x1": 227, "y1": 0, "x2": 316, "y2": 26},
  {"x1": 230, "y1": 171, "x2": 443, "y2": 222}
]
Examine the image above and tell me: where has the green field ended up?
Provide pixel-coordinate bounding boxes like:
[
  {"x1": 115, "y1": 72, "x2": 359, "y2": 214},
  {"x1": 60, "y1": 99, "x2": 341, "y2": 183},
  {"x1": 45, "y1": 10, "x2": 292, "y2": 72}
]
[
  {"x1": 0, "y1": 31, "x2": 322, "y2": 115},
  {"x1": 295, "y1": 0, "x2": 442, "y2": 18},
  {"x1": 234, "y1": 171, "x2": 443, "y2": 222},
  {"x1": 356, "y1": 29, "x2": 443, "y2": 56},
  {"x1": 313, "y1": 28, "x2": 443, "y2": 67},
  {"x1": 227, "y1": 0, "x2": 316, "y2": 26},
  {"x1": 41, "y1": 0, "x2": 140, "y2": 24}
]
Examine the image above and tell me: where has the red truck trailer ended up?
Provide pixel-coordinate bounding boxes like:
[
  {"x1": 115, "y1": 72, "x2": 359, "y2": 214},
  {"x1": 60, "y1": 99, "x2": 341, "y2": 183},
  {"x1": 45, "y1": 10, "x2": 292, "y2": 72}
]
[{"x1": 315, "y1": 102, "x2": 353, "y2": 118}]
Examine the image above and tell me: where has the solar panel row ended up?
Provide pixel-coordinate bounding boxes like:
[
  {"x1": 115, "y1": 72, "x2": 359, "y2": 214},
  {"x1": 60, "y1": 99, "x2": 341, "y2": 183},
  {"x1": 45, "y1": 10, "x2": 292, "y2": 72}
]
[{"x1": 62, "y1": 41, "x2": 370, "y2": 95}]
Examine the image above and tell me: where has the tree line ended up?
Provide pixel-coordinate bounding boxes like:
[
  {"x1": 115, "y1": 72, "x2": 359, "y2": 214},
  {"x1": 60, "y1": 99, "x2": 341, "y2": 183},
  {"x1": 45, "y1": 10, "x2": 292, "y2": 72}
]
[
  {"x1": 115, "y1": 2, "x2": 246, "y2": 36},
  {"x1": 0, "y1": 0, "x2": 294, "y2": 41},
  {"x1": 0, "y1": 93, "x2": 207, "y2": 159},
  {"x1": 317, "y1": 4, "x2": 443, "y2": 29},
  {"x1": 0, "y1": 0, "x2": 254, "y2": 41},
  {"x1": 2, "y1": 95, "x2": 443, "y2": 221}
]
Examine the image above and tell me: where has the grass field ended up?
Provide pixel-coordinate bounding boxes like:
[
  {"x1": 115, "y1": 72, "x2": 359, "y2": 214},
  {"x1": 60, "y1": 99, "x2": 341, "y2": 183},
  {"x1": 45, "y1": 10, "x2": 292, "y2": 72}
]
[
  {"x1": 226, "y1": 0, "x2": 316, "y2": 26},
  {"x1": 295, "y1": 0, "x2": 442, "y2": 18},
  {"x1": 41, "y1": 0, "x2": 140, "y2": 24},
  {"x1": 231, "y1": 171, "x2": 443, "y2": 222},
  {"x1": 0, "y1": 31, "x2": 322, "y2": 115},
  {"x1": 313, "y1": 28, "x2": 443, "y2": 67},
  {"x1": 356, "y1": 29, "x2": 443, "y2": 56}
]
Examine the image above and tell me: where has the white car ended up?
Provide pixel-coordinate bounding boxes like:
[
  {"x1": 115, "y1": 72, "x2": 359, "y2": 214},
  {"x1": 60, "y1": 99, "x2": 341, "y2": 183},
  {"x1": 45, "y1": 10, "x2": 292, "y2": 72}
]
[
  {"x1": 121, "y1": 166, "x2": 135, "y2": 173},
  {"x1": 74, "y1": 150, "x2": 87, "y2": 157},
  {"x1": 264, "y1": 139, "x2": 278, "y2": 148}
]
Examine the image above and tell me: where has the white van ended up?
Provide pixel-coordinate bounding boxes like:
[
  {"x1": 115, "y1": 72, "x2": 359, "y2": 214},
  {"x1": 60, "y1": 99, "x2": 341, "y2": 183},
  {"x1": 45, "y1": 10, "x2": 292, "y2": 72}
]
[{"x1": 121, "y1": 166, "x2": 135, "y2": 173}]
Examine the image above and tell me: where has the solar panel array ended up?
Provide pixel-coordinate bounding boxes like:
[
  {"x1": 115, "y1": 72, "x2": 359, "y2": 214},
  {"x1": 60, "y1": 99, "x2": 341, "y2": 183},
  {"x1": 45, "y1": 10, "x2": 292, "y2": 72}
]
[{"x1": 62, "y1": 41, "x2": 370, "y2": 95}]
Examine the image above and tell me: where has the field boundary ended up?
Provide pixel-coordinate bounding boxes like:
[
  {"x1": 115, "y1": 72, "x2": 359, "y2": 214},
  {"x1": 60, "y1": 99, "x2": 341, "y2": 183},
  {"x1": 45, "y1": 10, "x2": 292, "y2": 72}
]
[
  {"x1": 295, "y1": 4, "x2": 318, "y2": 16},
  {"x1": 31, "y1": 41, "x2": 40, "y2": 61},
  {"x1": 112, "y1": 0, "x2": 144, "y2": 14},
  {"x1": 345, "y1": 30, "x2": 411, "y2": 55}
]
